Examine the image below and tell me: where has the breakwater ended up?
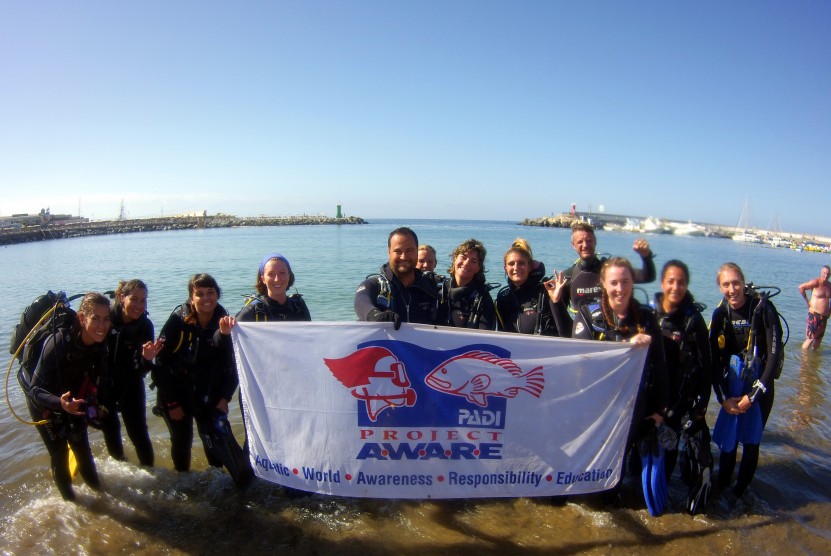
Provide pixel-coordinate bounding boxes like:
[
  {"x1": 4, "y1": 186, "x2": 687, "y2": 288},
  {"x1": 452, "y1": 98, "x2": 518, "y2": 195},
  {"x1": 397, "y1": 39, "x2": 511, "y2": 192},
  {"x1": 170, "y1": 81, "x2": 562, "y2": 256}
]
[
  {"x1": 522, "y1": 213, "x2": 831, "y2": 247},
  {"x1": 0, "y1": 214, "x2": 366, "y2": 247}
]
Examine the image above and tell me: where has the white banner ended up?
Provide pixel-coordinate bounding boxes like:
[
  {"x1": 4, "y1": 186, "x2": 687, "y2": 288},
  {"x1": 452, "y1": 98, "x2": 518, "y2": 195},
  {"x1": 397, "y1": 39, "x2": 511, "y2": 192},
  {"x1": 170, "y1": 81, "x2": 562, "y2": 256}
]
[{"x1": 232, "y1": 322, "x2": 647, "y2": 499}]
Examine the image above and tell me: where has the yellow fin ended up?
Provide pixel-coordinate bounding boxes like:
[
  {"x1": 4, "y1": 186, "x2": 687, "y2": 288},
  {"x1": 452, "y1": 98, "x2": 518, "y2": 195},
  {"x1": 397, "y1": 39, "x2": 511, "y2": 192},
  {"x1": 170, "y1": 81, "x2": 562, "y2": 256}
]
[{"x1": 68, "y1": 444, "x2": 78, "y2": 479}]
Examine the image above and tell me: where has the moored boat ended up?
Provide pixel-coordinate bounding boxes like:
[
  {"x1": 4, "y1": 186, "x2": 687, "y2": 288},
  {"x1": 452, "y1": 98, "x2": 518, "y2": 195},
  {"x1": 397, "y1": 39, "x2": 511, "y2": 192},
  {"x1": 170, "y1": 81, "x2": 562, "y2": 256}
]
[
  {"x1": 732, "y1": 231, "x2": 762, "y2": 243},
  {"x1": 672, "y1": 221, "x2": 707, "y2": 237}
]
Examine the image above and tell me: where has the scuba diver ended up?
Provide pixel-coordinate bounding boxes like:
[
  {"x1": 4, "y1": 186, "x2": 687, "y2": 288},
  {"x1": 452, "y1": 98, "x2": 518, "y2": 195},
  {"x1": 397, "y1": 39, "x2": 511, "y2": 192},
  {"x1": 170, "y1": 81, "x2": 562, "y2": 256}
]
[
  {"x1": 27, "y1": 292, "x2": 112, "y2": 501},
  {"x1": 217, "y1": 253, "x2": 311, "y2": 490},
  {"x1": 436, "y1": 239, "x2": 496, "y2": 330},
  {"x1": 710, "y1": 262, "x2": 783, "y2": 499},
  {"x1": 354, "y1": 227, "x2": 441, "y2": 327},
  {"x1": 100, "y1": 279, "x2": 163, "y2": 466},
  {"x1": 653, "y1": 260, "x2": 713, "y2": 514},
  {"x1": 154, "y1": 273, "x2": 252, "y2": 487},
  {"x1": 417, "y1": 244, "x2": 438, "y2": 272},
  {"x1": 553, "y1": 221, "x2": 656, "y2": 337},
  {"x1": 496, "y1": 239, "x2": 558, "y2": 335},
  {"x1": 572, "y1": 257, "x2": 669, "y2": 515},
  {"x1": 230, "y1": 254, "x2": 311, "y2": 323}
]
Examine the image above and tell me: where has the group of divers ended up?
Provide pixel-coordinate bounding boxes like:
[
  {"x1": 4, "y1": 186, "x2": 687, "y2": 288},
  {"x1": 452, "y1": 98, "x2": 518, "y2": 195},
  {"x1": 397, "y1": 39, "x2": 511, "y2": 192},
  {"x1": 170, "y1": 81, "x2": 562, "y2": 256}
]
[{"x1": 12, "y1": 222, "x2": 790, "y2": 516}]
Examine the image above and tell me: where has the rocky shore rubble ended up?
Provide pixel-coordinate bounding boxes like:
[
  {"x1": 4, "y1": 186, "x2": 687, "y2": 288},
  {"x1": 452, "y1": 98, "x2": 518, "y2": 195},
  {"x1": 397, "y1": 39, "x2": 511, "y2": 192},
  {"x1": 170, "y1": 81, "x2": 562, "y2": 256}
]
[{"x1": 0, "y1": 214, "x2": 366, "y2": 246}]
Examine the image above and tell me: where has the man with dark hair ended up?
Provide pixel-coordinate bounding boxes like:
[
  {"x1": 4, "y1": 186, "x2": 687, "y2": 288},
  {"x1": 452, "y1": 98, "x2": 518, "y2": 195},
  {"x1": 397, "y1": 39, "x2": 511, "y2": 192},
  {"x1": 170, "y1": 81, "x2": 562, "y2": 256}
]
[{"x1": 354, "y1": 227, "x2": 440, "y2": 328}]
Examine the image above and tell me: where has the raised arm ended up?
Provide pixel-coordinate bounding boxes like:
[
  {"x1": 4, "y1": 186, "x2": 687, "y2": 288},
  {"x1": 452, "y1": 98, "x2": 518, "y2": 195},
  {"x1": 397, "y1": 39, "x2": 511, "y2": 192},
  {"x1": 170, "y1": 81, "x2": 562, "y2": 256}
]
[{"x1": 632, "y1": 239, "x2": 656, "y2": 284}]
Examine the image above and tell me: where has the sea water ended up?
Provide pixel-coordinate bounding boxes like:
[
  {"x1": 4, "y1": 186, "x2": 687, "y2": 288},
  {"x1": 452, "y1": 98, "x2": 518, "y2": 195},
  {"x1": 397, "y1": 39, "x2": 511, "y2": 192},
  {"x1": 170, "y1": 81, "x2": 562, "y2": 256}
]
[{"x1": 1, "y1": 219, "x2": 830, "y2": 554}]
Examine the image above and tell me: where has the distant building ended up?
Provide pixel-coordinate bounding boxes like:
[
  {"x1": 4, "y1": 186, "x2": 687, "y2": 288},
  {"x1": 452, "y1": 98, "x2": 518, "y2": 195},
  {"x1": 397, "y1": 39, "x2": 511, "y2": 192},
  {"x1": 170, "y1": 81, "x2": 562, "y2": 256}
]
[{"x1": 0, "y1": 208, "x2": 86, "y2": 228}]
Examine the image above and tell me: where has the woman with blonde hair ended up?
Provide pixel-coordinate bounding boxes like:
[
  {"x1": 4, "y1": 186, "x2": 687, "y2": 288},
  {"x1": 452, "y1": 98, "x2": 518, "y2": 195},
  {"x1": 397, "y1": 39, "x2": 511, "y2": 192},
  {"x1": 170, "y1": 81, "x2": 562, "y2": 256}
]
[
  {"x1": 709, "y1": 262, "x2": 782, "y2": 499},
  {"x1": 495, "y1": 239, "x2": 556, "y2": 335}
]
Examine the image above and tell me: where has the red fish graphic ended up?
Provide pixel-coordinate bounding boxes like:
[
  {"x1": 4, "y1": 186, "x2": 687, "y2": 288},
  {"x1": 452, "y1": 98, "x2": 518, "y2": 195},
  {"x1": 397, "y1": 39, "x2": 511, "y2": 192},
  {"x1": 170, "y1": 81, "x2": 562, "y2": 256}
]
[
  {"x1": 324, "y1": 346, "x2": 417, "y2": 421},
  {"x1": 424, "y1": 350, "x2": 544, "y2": 407}
]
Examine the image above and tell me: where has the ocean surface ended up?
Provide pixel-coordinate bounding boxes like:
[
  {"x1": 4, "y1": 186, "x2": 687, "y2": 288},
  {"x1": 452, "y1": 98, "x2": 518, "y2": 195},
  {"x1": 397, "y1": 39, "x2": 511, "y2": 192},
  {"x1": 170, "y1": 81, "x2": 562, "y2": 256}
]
[{"x1": 1, "y1": 219, "x2": 830, "y2": 555}]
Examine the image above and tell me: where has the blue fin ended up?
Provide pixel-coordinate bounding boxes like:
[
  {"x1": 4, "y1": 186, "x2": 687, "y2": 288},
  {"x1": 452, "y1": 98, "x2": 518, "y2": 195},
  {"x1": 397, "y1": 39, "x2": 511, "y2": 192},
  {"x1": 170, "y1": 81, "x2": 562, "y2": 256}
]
[
  {"x1": 714, "y1": 354, "x2": 763, "y2": 450},
  {"x1": 727, "y1": 355, "x2": 746, "y2": 397},
  {"x1": 737, "y1": 404, "x2": 763, "y2": 445},
  {"x1": 712, "y1": 408, "x2": 738, "y2": 452},
  {"x1": 713, "y1": 355, "x2": 743, "y2": 452},
  {"x1": 650, "y1": 441, "x2": 668, "y2": 516},
  {"x1": 639, "y1": 435, "x2": 653, "y2": 510},
  {"x1": 640, "y1": 426, "x2": 666, "y2": 516}
]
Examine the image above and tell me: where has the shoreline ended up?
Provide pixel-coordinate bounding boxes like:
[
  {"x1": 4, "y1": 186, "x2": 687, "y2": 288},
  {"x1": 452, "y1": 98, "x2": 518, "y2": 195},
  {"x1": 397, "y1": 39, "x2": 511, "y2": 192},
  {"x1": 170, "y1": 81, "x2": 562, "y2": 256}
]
[{"x1": 0, "y1": 214, "x2": 367, "y2": 247}]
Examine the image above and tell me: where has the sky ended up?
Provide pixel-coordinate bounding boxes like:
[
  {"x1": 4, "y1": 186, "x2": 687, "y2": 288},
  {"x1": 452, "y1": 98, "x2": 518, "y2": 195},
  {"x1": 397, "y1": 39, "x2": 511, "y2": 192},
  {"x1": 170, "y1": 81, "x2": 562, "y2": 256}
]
[{"x1": 1, "y1": 1, "x2": 829, "y2": 234}]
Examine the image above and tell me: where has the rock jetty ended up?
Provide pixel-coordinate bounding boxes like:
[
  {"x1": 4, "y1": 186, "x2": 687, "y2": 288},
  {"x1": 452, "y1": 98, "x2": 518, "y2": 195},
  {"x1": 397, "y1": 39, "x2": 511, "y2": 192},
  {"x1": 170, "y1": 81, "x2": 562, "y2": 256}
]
[
  {"x1": 0, "y1": 214, "x2": 366, "y2": 247},
  {"x1": 521, "y1": 216, "x2": 576, "y2": 228}
]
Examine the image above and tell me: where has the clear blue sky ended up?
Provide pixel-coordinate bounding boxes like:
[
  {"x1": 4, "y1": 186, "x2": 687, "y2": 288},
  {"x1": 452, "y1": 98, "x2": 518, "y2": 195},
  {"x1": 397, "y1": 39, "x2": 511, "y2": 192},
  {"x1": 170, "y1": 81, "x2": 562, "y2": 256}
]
[{"x1": 2, "y1": 1, "x2": 829, "y2": 234}]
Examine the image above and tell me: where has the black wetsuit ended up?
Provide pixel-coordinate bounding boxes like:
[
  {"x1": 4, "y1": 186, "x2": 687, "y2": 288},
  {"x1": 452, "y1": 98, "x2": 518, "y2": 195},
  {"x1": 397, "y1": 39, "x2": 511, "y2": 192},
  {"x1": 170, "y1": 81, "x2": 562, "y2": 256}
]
[
  {"x1": 235, "y1": 294, "x2": 312, "y2": 322},
  {"x1": 495, "y1": 263, "x2": 557, "y2": 335},
  {"x1": 100, "y1": 303, "x2": 155, "y2": 466},
  {"x1": 28, "y1": 327, "x2": 109, "y2": 500},
  {"x1": 154, "y1": 303, "x2": 241, "y2": 475},
  {"x1": 553, "y1": 253, "x2": 656, "y2": 337},
  {"x1": 436, "y1": 276, "x2": 496, "y2": 330},
  {"x1": 709, "y1": 293, "x2": 781, "y2": 496},
  {"x1": 653, "y1": 292, "x2": 712, "y2": 478},
  {"x1": 354, "y1": 264, "x2": 440, "y2": 324}
]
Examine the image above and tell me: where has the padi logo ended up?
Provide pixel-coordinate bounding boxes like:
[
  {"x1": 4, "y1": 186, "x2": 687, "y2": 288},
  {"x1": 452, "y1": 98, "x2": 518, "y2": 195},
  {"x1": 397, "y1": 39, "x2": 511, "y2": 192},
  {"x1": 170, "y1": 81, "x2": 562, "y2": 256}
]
[
  {"x1": 324, "y1": 341, "x2": 546, "y2": 462},
  {"x1": 324, "y1": 341, "x2": 545, "y2": 428},
  {"x1": 458, "y1": 409, "x2": 502, "y2": 427}
]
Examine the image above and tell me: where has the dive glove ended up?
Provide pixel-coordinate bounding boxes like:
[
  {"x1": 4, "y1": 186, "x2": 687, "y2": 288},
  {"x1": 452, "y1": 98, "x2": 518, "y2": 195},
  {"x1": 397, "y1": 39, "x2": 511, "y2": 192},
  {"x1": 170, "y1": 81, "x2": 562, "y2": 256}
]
[{"x1": 368, "y1": 309, "x2": 402, "y2": 330}]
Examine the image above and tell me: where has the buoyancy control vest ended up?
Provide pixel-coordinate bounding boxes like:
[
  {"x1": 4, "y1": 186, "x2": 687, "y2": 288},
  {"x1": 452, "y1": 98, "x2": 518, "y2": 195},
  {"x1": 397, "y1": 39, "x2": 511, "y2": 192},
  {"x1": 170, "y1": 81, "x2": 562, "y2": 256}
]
[
  {"x1": 711, "y1": 288, "x2": 786, "y2": 404},
  {"x1": 495, "y1": 276, "x2": 553, "y2": 335},
  {"x1": 654, "y1": 293, "x2": 710, "y2": 418},
  {"x1": 369, "y1": 267, "x2": 440, "y2": 324},
  {"x1": 438, "y1": 277, "x2": 496, "y2": 330},
  {"x1": 241, "y1": 293, "x2": 311, "y2": 322}
]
